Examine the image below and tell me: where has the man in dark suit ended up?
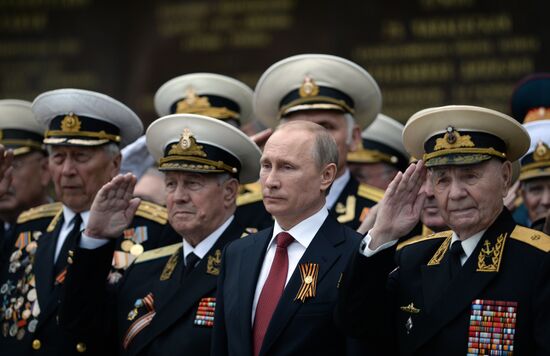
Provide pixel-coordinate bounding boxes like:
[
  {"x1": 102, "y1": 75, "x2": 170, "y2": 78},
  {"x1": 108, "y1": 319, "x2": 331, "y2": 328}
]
[
  {"x1": 253, "y1": 54, "x2": 385, "y2": 230},
  {"x1": 336, "y1": 105, "x2": 550, "y2": 355},
  {"x1": 59, "y1": 113, "x2": 262, "y2": 355},
  {"x1": 212, "y1": 120, "x2": 364, "y2": 356},
  {"x1": 0, "y1": 89, "x2": 169, "y2": 355}
]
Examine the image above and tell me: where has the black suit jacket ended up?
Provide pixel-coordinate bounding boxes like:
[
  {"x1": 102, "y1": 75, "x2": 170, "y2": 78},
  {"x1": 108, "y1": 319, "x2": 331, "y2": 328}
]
[
  {"x1": 212, "y1": 214, "x2": 364, "y2": 356},
  {"x1": 336, "y1": 209, "x2": 550, "y2": 355},
  {"x1": 60, "y1": 219, "x2": 244, "y2": 356}
]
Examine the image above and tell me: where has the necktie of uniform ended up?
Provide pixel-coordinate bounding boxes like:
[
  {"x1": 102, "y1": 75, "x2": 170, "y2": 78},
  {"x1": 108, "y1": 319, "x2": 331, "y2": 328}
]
[
  {"x1": 183, "y1": 252, "x2": 200, "y2": 278},
  {"x1": 55, "y1": 213, "x2": 82, "y2": 277},
  {"x1": 252, "y1": 232, "x2": 294, "y2": 356},
  {"x1": 449, "y1": 240, "x2": 465, "y2": 279}
]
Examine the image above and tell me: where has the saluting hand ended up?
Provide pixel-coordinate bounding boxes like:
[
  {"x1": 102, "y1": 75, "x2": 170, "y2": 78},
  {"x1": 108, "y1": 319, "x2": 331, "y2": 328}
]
[
  {"x1": 369, "y1": 161, "x2": 427, "y2": 249},
  {"x1": 85, "y1": 173, "x2": 141, "y2": 239},
  {"x1": 0, "y1": 145, "x2": 14, "y2": 198}
]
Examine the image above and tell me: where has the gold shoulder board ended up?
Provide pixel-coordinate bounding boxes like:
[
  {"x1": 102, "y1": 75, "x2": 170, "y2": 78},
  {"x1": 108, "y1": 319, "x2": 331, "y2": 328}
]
[
  {"x1": 17, "y1": 202, "x2": 63, "y2": 224},
  {"x1": 237, "y1": 182, "x2": 263, "y2": 206},
  {"x1": 135, "y1": 201, "x2": 168, "y2": 225},
  {"x1": 135, "y1": 242, "x2": 181, "y2": 264},
  {"x1": 357, "y1": 184, "x2": 384, "y2": 202},
  {"x1": 510, "y1": 225, "x2": 550, "y2": 252},
  {"x1": 397, "y1": 230, "x2": 453, "y2": 251}
]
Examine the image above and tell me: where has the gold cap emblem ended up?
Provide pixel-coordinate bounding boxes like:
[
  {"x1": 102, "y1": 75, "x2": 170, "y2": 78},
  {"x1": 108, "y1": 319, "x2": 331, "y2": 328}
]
[
  {"x1": 299, "y1": 76, "x2": 320, "y2": 98},
  {"x1": 534, "y1": 141, "x2": 550, "y2": 161},
  {"x1": 61, "y1": 113, "x2": 82, "y2": 132},
  {"x1": 434, "y1": 126, "x2": 475, "y2": 151},
  {"x1": 168, "y1": 128, "x2": 207, "y2": 157},
  {"x1": 176, "y1": 88, "x2": 212, "y2": 113}
]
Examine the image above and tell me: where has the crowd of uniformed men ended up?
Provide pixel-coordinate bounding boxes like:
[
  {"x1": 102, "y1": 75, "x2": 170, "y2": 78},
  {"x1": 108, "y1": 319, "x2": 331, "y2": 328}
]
[{"x1": 0, "y1": 54, "x2": 548, "y2": 356}]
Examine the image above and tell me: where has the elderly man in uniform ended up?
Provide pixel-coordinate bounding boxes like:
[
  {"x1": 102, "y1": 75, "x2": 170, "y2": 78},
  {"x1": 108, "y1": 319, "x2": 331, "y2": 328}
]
[
  {"x1": 59, "y1": 114, "x2": 261, "y2": 355},
  {"x1": 0, "y1": 100, "x2": 51, "y2": 266},
  {"x1": 212, "y1": 120, "x2": 365, "y2": 356},
  {"x1": 155, "y1": 72, "x2": 273, "y2": 231},
  {"x1": 254, "y1": 54, "x2": 384, "y2": 230},
  {"x1": 336, "y1": 105, "x2": 550, "y2": 355},
  {"x1": 0, "y1": 89, "x2": 168, "y2": 355},
  {"x1": 519, "y1": 120, "x2": 550, "y2": 232},
  {"x1": 348, "y1": 114, "x2": 409, "y2": 190}
]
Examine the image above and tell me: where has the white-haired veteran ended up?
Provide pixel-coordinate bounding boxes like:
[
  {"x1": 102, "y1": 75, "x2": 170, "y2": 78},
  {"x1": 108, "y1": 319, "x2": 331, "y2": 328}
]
[
  {"x1": 0, "y1": 89, "x2": 169, "y2": 356},
  {"x1": 58, "y1": 114, "x2": 261, "y2": 356},
  {"x1": 336, "y1": 105, "x2": 550, "y2": 355}
]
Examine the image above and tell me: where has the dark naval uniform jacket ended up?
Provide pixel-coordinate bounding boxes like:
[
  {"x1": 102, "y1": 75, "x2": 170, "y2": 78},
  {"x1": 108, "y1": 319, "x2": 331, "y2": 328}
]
[
  {"x1": 60, "y1": 218, "x2": 245, "y2": 356},
  {"x1": 212, "y1": 214, "x2": 364, "y2": 356},
  {"x1": 0, "y1": 201, "x2": 169, "y2": 355},
  {"x1": 329, "y1": 175, "x2": 383, "y2": 230},
  {"x1": 336, "y1": 209, "x2": 550, "y2": 355}
]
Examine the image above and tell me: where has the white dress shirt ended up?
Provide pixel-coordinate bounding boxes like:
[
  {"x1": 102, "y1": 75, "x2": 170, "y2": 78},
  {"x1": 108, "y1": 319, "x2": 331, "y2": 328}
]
[
  {"x1": 182, "y1": 216, "x2": 234, "y2": 265},
  {"x1": 251, "y1": 207, "x2": 328, "y2": 324},
  {"x1": 55, "y1": 206, "x2": 89, "y2": 262},
  {"x1": 325, "y1": 169, "x2": 350, "y2": 210}
]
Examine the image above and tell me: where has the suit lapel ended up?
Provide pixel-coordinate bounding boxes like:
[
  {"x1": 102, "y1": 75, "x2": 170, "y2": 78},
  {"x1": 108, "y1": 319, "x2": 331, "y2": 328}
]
[
  {"x1": 260, "y1": 216, "x2": 345, "y2": 355},
  {"x1": 237, "y1": 228, "x2": 272, "y2": 356},
  {"x1": 129, "y1": 220, "x2": 243, "y2": 355},
  {"x1": 411, "y1": 210, "x2": 516, "y2": 351}
]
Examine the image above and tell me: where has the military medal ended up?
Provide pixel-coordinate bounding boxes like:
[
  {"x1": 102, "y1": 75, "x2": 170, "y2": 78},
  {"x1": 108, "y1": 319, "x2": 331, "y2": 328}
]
[
  {"x1": 28, "y1": 319, "x2": 38, "y2": 332},
  {"x1": 400, "y1": 302, "x2": 420, "y2": 335},
  {"x1": 130, "y1": 243, "x2": 144, "y2": 256},
  {"x1": 123, "y1": 293, "x2": 156, "y2": 350},
  {"x1": 294, "y1": 262, "x2": 319, "y2": 303},
  {"x1": 121, "y1": 239, "x2": 134, "y2": 252},
  {"x1": 405, "y1": 317, "x2": 413, "y2": 334},
  {"x1": 467, "y1": 299, "x2": 517, "y2": 354},
  {"x1": 194, "y1": 297, "x2": 216, "y2": 327}
]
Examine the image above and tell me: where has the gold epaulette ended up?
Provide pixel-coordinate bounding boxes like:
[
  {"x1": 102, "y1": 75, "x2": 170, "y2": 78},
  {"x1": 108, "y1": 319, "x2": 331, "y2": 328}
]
[
  {"x1": 510, "y1": 225, "x2": 550, "y2": 252},
  {"x1": 135, "y1": 201, "x2": 168, "y2": 225},
  {"x1": 17, "y1": 202, "x2": 63, "y2": 224},
  {"x1": 396, "y1": 230, "x2": 453, "y2": 251},
  {"x1": 237, "y1": 182, "x2": 263, "y2": 206},
  {"x1": 357, "y1": 183, "x2": 384, "y2": 202},
  {"x1": 135, "y1": 242, "x2": 181, "y2": 264}
]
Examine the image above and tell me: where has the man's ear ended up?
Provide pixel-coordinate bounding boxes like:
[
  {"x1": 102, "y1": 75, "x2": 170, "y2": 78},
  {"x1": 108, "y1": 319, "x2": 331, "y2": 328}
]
[
  {"x1": 500, "y1": 160, "x2": 513, "y2": 197},
  {"x1": 223, "y1": 178, "x2": 239, "y2": 208},
  {"x1": 348, "y1": 124, "x2": 361, "y2": 152},
  {"x1": 320, "y1": 163, "x2": 338, "y2": 192},
  {"x1": 110, "y1": 153, "x2": 122, "y2": 179}
]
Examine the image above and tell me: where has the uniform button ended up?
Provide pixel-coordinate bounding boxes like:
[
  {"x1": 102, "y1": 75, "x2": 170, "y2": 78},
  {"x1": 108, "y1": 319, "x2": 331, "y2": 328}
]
[
  {"x1": 76, "y1": 342, "x2": 87, "y2": 353},
  {"x1": 32, "y1": 339, "x2": 41, "y2": 350}
]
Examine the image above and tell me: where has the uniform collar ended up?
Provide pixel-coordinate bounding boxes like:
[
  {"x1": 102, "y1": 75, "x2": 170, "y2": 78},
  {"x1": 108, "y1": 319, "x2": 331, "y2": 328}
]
[
  {"x1": 62, "y1": 205, "x2": 89, "y2": 230},
  {"x1": 182, "y1": 215, "x2": 234, "y2": 263},
  {"x1": 451, "y1": 229, "x2": 486, "y2": 260}
]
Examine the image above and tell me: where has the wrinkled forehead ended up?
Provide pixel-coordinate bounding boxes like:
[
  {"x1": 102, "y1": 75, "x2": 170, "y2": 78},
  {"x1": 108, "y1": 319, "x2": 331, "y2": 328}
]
[{"x1": 49, "y1": 144, "x2": 106, "y2": 156}]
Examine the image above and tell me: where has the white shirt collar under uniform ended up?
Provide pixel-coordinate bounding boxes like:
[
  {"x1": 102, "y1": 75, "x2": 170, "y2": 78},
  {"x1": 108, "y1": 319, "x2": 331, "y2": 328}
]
[
  {"x1": 325, "y1": 168, "x2": 350, "y2": 210},
  {"x1": 451, "y1": 229, "x2": 486, "y2": 266},
  {"x1": 182, "y1": 215, "x2": 234, "y2": 265}
]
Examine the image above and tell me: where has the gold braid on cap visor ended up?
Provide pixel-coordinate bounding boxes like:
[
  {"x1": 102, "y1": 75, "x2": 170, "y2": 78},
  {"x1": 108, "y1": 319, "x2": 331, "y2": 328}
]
[
  {"x1": 159, "y1": 155, "x2": 238, "y2": 174},
  {"x1": 423, "y1": 147, "x2": 506, "y2": 161}
]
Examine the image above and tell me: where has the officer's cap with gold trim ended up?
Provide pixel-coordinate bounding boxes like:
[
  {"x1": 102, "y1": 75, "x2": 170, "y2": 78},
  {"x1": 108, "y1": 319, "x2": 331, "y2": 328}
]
[
  {"x1": 32, "y1": 89, "x2": 142, "y2": 148},
  {"x1": 519, "y1": 120, "x2": 550, "y2": 181},
  {"x1": 511, "y1": 73, "x2": 550, "y2": 123},
  {"x1": 254, "y1": 54, "x2": 381, "y2": 129},
  {"x1": 347, "y1": 114, "x2": 409, "y2": 171},
  {"x1": 0, "y1": 99, "x2": 46, "y2": 156},
  {"x1": 146, "y1": 114, "x2": 261, "y2": 184},
  {"x1": 403, "y1": 105, "x2": 530, "y2": 167},
  {"x1": 154, "y1": 73, "x2": 253, "y2": 127}
]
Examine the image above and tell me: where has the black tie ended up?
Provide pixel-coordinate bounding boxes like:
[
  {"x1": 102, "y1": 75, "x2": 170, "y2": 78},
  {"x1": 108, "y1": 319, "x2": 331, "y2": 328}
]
[
  {"x1": 449, "y1": 240, "x2": 464, "y2": 279},
  {"x1": 183, "y1": 252, "x2": 200, "y2": 278},
  {"x1": 55, "y1": 214, "x2": 82, "y2": 276}
]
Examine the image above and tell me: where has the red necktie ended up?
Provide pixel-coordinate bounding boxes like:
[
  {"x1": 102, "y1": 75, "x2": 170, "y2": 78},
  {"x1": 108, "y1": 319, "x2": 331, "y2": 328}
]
[{"x1": 252, "y1": 232, "x2": 294, "y2": 356}]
